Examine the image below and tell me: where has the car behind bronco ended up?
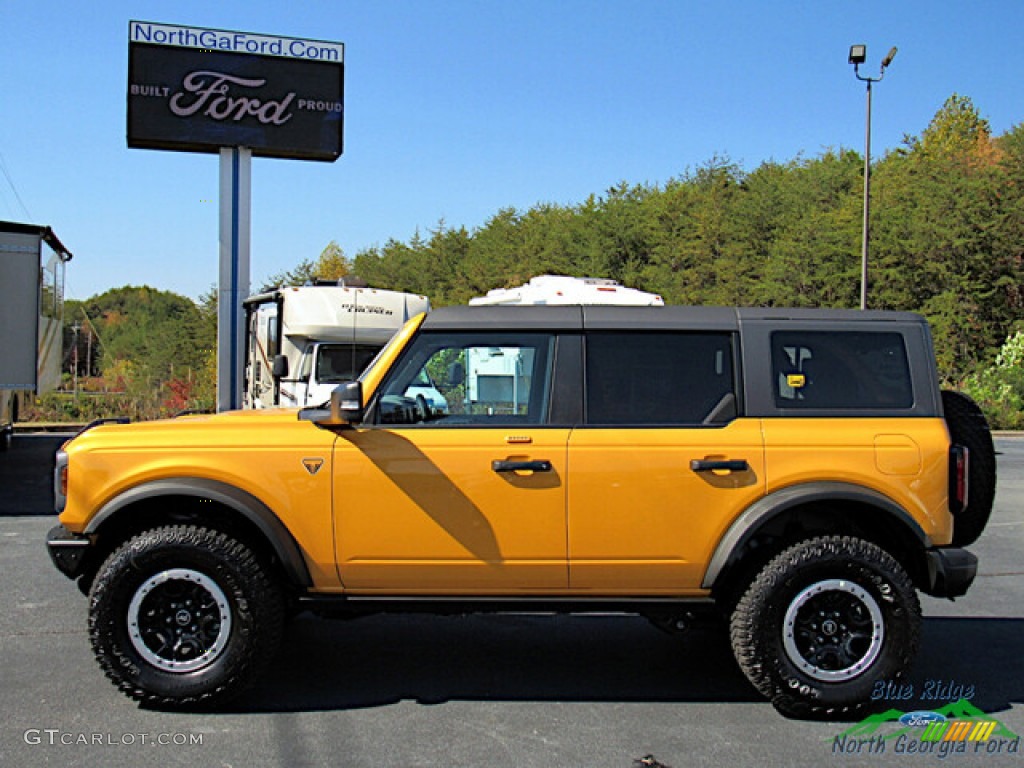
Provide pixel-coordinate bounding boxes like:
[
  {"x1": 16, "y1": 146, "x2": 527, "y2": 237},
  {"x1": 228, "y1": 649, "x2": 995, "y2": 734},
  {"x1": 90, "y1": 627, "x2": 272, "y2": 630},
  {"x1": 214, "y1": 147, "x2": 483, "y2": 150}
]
[{"x1": 46, "y1": 305, "x2": 995, "y2": 718}]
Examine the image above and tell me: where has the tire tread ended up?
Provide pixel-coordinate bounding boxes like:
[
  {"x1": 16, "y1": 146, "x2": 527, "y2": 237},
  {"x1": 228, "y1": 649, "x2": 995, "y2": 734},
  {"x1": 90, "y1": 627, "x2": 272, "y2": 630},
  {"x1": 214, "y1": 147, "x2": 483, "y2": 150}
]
[
  {"x1": 88, "y1": 524, "x2": 286, "y2": 708},
  {"x1": 941, "y1": 390, "x2": 996, "y2": 546},
  {"x1": 729, "y1": 535, "x2": 921, "y2": 719}
]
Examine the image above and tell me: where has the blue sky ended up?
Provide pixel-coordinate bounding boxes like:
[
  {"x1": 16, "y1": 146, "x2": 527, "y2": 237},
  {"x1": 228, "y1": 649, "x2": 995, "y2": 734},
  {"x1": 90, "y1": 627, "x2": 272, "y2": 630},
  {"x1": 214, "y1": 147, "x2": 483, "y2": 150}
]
[{"x1": 3, "y1": 1, "x2": 1023, "y2": 302}]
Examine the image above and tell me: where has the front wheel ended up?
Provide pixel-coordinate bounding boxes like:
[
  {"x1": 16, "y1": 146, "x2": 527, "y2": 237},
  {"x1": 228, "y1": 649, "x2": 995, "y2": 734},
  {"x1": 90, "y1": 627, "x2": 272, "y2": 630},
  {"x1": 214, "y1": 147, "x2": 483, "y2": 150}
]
[
  {"x1": 729, "y1": 535, "x2": 920, "y2": 719},
  {"x1": 89, "y1": 525, "x2": 286, "y2": 707}
]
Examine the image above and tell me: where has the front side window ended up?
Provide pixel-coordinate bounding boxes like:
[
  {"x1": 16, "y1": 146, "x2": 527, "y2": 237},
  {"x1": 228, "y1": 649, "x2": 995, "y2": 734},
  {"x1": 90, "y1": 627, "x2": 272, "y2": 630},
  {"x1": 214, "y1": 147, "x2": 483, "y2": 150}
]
[
  {"x1": 771, "y1": 331, "x2": 913, "y2": 409},
  {"x1": 375, "y1": 332, "x2": 555, "y2": 425},
  {"x1": 585, "y1": 332, "x2": 737, "y2": 426}
]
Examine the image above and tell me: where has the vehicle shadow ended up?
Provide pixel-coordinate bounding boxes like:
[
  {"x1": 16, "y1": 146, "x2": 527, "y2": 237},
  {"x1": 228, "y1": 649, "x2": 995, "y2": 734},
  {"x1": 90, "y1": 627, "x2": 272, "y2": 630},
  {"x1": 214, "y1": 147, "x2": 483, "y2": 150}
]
[
  {"x1": 232, "y1": 613, "x2": 754, "y2": 713},
  {"x1": 227, "y1": 614, "x2": 1024, "y2": 717}
]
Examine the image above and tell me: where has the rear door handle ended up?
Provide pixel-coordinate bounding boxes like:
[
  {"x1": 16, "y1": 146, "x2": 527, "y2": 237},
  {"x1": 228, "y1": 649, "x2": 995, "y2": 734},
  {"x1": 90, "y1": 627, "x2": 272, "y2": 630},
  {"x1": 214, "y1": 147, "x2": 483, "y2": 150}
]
[
  {"x1": 492, "y1": 459, "x2": 552, "y2": 473},
  {"x1": 690, "y1": 459, "x2": 749, "y2": 473}
]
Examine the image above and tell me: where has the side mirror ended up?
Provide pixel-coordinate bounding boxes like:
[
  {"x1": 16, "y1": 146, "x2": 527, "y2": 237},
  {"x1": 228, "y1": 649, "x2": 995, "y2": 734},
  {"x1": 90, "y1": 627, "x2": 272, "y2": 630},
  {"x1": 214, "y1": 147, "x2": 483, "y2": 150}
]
[
  {"x1": 300, "y1": 380, "x2": 363, "y2": 428},
  {"x1": 331, "y1": 380, "x2": 364, "y2": 423},
  {"x1": 272, "y1": 354, "x2": 289, "y2": 379}
]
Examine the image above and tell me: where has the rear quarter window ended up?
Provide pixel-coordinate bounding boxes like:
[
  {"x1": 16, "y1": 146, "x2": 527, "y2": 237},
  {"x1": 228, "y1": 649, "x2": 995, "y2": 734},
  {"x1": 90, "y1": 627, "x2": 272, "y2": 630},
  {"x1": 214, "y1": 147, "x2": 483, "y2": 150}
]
[{"x1": 771, "y1": 331, "x2": 913, "y2": 409}]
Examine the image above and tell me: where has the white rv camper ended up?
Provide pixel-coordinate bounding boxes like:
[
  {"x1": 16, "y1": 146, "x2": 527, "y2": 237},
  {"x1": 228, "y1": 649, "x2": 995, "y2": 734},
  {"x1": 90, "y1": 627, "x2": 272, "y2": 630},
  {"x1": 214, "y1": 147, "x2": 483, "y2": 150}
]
[
  {"x1": 243, "y1": 281, "x2": 431, "y2": 409},
  {"x1": 462, "y1": 275, "x2": 663, "y2": 416},
  {"x1": 0, "y1": 221, "x2": 72, "y2": 450},
  {"x1": 468, "y1": 274, "x2": 664, "y2": 307}
]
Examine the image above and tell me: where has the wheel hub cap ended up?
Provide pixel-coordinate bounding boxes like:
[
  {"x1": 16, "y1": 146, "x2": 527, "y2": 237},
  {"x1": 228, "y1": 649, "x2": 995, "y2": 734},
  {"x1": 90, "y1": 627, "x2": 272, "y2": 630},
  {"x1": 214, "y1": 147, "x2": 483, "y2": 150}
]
[
  {"x1": 782, "y1": 578, "x2": 884, "y2": 683},
  {"x1": 127, "y1": 568, "x2": 232, "y2": 673}
]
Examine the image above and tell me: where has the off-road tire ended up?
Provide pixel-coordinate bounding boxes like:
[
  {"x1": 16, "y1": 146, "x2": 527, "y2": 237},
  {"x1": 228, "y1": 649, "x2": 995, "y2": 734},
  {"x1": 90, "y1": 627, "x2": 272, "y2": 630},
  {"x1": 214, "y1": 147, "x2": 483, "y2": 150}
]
[
  {"x1": 89, "y1": 525, "x2": 286, "y2": 708},
  {"x1": 729, "y1": 535, "x2": 920, "y2": 720},
  {"x1": 941, "y1": 390, "x2": 996, "y2": 546}
]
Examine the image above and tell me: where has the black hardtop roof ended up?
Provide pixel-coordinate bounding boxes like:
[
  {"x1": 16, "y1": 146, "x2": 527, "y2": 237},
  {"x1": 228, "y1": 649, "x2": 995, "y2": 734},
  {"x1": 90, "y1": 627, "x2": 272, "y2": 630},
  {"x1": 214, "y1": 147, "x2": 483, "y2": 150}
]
[{"x1": 421, "y1": 304, "x2": 927, "y2": 331}]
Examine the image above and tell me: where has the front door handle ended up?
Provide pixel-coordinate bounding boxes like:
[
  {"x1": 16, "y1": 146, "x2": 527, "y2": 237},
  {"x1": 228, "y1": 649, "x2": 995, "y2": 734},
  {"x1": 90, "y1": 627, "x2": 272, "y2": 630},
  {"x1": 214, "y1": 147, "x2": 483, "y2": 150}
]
[
  {"x1": 492, "y1": 459, "x2": 552, "y2": 473},
  {"x1": 690, "y1": 459, "x2": 749, "y2": 473}
]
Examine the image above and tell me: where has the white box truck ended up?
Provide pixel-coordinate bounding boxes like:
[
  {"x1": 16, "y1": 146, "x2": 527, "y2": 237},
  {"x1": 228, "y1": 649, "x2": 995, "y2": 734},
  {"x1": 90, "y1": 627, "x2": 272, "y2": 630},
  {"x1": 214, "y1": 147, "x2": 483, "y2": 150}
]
[
  {"x1": 0, "y1": 221, "x2": 73, "y2": 450},
  {"x1": 243, "y1": 280, "x2": 431, "y2": 409}
]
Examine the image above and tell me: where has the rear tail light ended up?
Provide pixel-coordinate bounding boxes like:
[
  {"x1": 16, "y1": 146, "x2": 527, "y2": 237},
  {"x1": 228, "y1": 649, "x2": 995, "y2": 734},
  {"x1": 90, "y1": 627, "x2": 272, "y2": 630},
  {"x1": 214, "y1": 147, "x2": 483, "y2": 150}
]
[{"x1": 949, "y1": 445, "x2": 969, "y2": 515}]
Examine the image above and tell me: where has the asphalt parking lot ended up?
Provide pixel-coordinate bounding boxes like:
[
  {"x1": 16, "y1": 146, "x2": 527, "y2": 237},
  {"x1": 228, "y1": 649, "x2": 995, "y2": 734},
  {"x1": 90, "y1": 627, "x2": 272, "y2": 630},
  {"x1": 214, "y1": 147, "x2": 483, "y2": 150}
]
[{"x1": 1, "y1": 433, "x2": 1021, "y2": 768}]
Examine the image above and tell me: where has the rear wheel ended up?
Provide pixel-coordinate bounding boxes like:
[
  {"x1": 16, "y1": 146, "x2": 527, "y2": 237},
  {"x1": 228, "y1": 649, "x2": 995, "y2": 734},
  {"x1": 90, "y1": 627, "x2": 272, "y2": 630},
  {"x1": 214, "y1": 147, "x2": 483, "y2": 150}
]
[
  {"x1": 89, "y1": 525, "x2": 286, "y2": 707},
  {"x1": 729, "y1": 535, "x2": 920, "y2": 719},
  {"x1": 942, "y1": 390, "x2": 996, "y2": 546}
]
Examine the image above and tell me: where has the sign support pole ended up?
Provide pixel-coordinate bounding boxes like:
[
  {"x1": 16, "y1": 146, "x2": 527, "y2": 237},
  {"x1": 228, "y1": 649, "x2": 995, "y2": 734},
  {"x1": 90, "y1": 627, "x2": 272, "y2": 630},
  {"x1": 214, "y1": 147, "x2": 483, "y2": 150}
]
[{"x1": 217, "y1": 146, "x2": 251, "y2": 412}]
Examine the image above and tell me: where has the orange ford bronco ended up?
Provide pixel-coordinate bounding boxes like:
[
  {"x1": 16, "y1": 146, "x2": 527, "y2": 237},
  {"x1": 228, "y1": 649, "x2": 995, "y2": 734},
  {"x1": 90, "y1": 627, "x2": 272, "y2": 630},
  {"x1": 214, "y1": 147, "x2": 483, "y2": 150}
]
[{"x1": 47, "y1": 306, "x2": 995, "y2": 717}]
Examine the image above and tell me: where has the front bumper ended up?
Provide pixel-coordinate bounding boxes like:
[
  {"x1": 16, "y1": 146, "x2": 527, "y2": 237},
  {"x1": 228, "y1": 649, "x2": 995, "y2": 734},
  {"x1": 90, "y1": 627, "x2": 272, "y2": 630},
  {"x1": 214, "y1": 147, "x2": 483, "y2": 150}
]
[
  {"x1": 924, "y1": 547, "x2": 977, "y2": 598},
  {"x1": 46, "y1": 524, "x2": 91, "y2": 580}
]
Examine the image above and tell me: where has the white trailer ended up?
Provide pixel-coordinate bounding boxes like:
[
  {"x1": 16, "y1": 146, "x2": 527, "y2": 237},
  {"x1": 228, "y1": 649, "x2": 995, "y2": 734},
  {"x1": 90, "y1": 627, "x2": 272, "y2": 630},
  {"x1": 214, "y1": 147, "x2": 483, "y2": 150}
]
[
  {"x1": 463, "y1": 275, "x2": 663, "y2": 414},
  {"x1": 469, "y1": 274, "x2": 664, "y2": 307},
  {"x1": 0, "y1": 221, "x2": 73, "y2": 450},
  {"x1": 243, "y1": 280, "x2": 431, "y2": 409}
]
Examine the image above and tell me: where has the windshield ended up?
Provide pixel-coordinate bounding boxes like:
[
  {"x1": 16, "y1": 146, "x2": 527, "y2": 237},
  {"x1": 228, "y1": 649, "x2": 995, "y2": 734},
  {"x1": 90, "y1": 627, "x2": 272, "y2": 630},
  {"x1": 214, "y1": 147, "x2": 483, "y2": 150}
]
[{"x1": 316, "y1": 344, "x2": 382, "y2": 384}]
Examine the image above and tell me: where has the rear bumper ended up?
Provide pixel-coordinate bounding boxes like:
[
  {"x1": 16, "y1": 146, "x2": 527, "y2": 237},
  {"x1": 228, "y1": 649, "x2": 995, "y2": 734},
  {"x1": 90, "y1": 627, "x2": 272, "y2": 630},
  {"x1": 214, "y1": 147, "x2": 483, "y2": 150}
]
[
  {"x1": 924, "y1": 547, "x2": 977, "y2": 598},
  {"x1": 46, "y1": 524, "x2": 91, "y2": 580}
]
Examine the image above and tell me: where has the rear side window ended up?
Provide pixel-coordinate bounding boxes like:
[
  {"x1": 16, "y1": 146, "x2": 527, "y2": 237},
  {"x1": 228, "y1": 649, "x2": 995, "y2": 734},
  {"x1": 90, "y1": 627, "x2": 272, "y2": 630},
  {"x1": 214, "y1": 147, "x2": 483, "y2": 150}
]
[
  {"x1": 586, "y1": 332, "x2": 737, "y2": 425},
  {"x1": 772, "y1": 331, "x2": 913, "y2": 409}
]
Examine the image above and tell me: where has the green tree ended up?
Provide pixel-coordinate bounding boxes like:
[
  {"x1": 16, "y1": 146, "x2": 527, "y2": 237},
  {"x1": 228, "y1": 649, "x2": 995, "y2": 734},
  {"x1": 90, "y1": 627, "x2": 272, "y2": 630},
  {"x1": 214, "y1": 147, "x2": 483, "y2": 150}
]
[
  {"x1": 963, "y1": 332, "x2": 1024, "y2": 428},
  {"x1": 915, "y1": 93, "x2": 993, "y2": 160},
  {"x1": 874, "y1": 95, "x2": 1016, "y2": 378},
  {"x1": 314, "y1": 240, "x2": 353, "y2": 281}
]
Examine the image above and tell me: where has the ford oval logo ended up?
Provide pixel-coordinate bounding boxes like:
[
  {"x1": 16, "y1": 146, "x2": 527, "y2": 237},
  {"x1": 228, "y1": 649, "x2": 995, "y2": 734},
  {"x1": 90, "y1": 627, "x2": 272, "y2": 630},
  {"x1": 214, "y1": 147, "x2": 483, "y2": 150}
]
[{"x1": 899, "y1": 711, "x2": 947, "y2": 727}]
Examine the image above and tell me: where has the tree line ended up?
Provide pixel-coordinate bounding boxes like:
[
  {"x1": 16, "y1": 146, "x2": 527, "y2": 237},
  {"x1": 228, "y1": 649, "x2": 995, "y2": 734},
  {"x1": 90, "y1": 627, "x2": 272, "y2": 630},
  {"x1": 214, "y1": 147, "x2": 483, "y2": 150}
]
[
  {"x1": 351, "y1": 94, "x2": 1023, "y2": 387},
  {"x1": 27, "y1": 94, "x2": 1024, "y2": 426}
]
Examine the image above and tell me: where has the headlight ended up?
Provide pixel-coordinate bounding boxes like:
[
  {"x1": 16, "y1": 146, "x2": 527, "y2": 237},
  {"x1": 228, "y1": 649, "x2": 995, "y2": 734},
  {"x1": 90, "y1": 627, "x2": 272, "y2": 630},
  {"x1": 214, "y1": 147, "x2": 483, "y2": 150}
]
[{"x1": 54, "y1": 449, "x2": 68, "y2": 513}]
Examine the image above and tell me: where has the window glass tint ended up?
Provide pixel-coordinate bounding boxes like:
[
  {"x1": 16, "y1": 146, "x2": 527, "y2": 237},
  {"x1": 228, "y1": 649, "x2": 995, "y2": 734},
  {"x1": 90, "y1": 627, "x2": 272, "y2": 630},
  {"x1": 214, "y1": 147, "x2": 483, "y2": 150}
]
[
  {"x1": 377, "y1": 333, "x2": 555, "y2": 425},
  {"x1": 772, "y1": 331, "x2": 913, "y2": 409},
  {"x1": 586, "y1": 332, "x2": 736, "y2": 425}
]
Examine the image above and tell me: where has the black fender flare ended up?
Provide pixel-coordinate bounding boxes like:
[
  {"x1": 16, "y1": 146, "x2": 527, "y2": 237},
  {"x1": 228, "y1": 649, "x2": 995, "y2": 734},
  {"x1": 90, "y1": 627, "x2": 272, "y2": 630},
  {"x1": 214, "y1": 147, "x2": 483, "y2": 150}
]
[
  {"x1": 701, "y1": 481, "x2": 930, "y2": 590},
  {"x1": 84, "y1": 477, "x2": 312, "y2": 588}
]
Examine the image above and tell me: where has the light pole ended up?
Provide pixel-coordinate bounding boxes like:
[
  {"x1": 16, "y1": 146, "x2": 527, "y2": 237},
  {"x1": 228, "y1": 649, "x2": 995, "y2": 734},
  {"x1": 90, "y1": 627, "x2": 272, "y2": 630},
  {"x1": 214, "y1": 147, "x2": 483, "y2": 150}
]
[{"x1": 849, "y1": 44, "x2": 897, "y2": 310}]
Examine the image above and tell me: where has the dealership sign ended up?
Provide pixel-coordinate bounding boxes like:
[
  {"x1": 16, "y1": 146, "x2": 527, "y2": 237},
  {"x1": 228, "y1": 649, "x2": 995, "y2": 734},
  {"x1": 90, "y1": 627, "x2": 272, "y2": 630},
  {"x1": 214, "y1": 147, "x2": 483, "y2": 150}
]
[{"x1": 128, "y1": 21, "x2": 344, "y2": 161}]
